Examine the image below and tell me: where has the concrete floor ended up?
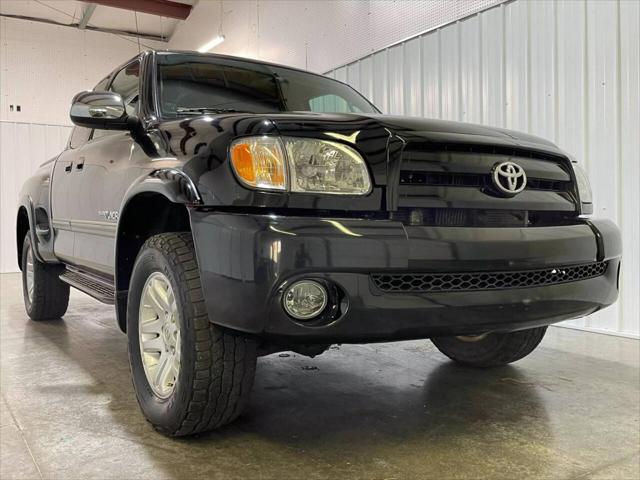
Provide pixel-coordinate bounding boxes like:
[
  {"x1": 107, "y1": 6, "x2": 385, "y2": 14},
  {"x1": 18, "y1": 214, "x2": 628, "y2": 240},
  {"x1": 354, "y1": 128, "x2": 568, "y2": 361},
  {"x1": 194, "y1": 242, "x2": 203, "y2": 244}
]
[{"x1": 1, "y1": 272, "x2": 639, "y2": 480}]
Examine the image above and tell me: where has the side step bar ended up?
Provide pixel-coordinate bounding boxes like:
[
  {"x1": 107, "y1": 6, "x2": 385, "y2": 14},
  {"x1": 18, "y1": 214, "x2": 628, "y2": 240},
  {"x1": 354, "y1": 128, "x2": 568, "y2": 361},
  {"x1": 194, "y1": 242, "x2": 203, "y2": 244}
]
[{"x1": 59, "y1": 268, "x2": 115, "y2": 304}]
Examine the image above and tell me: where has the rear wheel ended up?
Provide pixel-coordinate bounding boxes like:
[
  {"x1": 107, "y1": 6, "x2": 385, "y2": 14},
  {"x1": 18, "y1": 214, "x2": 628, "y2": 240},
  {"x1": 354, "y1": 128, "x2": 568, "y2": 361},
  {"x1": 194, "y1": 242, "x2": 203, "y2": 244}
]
[
  {"x1": 127, "y1": 232, "x2": 257, "y2": 437},
  {"x1": 21, "y1": 233, "x2": 69, "y2": 321},
  {"x1": 431, "y1": 327, "x2": 548, "y2": 368}
]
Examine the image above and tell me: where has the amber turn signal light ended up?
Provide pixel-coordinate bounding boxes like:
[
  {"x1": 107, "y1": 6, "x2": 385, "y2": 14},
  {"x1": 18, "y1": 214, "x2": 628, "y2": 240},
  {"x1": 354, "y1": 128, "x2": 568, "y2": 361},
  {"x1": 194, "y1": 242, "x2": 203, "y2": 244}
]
[{"x1": 230, "y1": 137, "x2": 287, "y2": 190}]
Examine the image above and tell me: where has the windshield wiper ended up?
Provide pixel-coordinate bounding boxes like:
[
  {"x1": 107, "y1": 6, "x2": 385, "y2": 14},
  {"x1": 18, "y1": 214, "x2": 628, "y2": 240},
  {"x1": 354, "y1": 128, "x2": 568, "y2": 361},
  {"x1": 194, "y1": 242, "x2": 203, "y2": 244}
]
[{"x1": 176, "y1": 107, "x2": 252, "y2": 115}]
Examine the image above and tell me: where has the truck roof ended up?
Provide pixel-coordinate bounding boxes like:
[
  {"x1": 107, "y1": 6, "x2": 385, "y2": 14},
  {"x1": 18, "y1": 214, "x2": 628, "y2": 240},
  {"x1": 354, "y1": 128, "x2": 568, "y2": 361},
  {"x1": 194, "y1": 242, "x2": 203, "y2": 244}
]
[{"x1": 149, "y1": 49, "x2": 332, "y2": 81}]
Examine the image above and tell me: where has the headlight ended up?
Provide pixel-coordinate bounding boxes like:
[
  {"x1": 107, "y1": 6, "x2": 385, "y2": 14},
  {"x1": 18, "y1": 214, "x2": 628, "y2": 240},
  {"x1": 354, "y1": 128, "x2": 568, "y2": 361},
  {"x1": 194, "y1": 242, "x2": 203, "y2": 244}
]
[
  {"x1": 284, "y1": 138, "x2": 371, "y2": 194},
  {"x1": 570, "y1": 162, "x2": 593, "y2": 215},
  {"x1": 230, "y1": 136, "x2": 371, "y2": 195}
]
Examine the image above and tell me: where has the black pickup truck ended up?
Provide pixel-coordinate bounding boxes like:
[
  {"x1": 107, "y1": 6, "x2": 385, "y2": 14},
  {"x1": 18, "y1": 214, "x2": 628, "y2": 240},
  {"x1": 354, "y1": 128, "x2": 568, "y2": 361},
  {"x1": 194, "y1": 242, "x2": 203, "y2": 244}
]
[{"x1": 17, "y1": 50, "x2": 621, "y2": 436}]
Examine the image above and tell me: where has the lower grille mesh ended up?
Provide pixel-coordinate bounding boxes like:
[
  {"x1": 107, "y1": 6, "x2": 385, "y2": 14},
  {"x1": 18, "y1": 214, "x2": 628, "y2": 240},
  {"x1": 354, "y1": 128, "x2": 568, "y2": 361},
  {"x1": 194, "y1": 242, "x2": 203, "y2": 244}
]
[{"x1": 371, "y1": 261, "x2": 608, "y2": 293}]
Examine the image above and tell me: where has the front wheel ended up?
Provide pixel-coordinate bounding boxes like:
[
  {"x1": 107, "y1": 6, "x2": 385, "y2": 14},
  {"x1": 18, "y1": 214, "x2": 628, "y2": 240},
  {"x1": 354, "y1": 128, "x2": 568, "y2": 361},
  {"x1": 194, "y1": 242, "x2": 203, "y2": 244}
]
[
  {"x1": 431, "y1": 327, "x2": 548, "y2": 368},
  {"x1": 127, "y1": 232, "x2": 257, "y2": 437}
]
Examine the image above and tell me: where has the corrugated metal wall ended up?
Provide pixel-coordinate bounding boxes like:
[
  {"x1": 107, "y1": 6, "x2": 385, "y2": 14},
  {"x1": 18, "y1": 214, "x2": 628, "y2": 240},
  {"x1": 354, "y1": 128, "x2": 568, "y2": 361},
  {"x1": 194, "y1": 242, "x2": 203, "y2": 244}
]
[
  {"x1": 0, "y1": 122, "x2": 72, "y2": 273},
  {"x1": 327, "y1": 0, "x2": 639, "y2": 338}
]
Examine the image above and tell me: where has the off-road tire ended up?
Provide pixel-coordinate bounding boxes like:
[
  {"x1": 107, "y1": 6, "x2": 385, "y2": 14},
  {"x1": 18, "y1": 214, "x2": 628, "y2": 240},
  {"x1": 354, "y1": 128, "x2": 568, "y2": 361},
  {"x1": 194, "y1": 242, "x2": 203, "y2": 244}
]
[
  {"x1": 127, "y1": 232, "x2": 257, "y2": 437},
  {"x1": 21, "y1": 233, "x2": 69, "y2": 320},
  {"x1": 431, "y1": 327, "x2": 548, "y2": 368}
]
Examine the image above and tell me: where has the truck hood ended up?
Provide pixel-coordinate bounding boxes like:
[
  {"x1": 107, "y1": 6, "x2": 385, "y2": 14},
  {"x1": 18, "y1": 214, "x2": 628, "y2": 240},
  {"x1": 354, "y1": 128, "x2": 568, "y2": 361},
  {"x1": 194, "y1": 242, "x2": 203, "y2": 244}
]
[
  {"x1": 267, "y1": 112, "x2": 563, "y2": 155},
  {"x1": 157, "y1": 111, "x2": 565, "y2": 160}
]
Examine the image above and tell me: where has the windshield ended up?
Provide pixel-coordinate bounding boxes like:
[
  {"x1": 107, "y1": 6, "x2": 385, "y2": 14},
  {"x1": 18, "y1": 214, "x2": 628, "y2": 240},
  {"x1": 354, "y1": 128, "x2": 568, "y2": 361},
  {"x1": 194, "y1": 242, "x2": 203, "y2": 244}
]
[{"x1": 156, "y1": 53, "x2": 378, "y2": 118}]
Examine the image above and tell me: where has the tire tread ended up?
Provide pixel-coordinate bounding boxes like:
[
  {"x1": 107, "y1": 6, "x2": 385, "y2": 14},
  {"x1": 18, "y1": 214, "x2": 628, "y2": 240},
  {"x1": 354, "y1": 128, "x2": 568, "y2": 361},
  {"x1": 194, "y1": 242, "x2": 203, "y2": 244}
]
[
  {"x1": 22, "y1": 234, "x2": 69, "y2": 321},
  {"x1": 137, "y1": 233, "x2": 256, "y2": 437},
  {"x1": 431, "y1": 327, "x2": 547, "y2": 368}
]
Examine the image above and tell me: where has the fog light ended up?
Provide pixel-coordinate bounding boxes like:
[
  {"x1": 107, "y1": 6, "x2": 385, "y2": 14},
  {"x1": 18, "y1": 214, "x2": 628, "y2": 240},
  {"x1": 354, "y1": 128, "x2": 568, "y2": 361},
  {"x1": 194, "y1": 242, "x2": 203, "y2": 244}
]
[{"x1": 283, "y1": 280, "x2": 328, "y2": 320}]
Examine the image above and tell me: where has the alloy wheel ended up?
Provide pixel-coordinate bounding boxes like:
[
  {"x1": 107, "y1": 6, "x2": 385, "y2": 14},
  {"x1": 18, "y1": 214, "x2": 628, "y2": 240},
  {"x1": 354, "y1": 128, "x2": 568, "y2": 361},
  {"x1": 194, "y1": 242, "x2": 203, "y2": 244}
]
[
  {"x1": 25, "y1": 245, "x2": 34, "y2": 303},
  {"x1": 138, "y1": 272, "x2": 181, "y2": 398}
]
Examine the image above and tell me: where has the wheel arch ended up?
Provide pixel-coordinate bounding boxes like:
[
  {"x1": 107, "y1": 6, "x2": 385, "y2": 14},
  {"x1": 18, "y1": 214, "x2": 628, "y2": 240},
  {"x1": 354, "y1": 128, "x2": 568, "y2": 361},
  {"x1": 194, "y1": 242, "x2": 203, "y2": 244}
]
[
  {"x1": 16, "y1": 205, "x2": 31, "y2": 270},
  {"x1": 114, "y1": 170, "x2": 201, "y2": 332},
  {"x1": 16, "y1": 197, "x2": 47, "y2": 268}
]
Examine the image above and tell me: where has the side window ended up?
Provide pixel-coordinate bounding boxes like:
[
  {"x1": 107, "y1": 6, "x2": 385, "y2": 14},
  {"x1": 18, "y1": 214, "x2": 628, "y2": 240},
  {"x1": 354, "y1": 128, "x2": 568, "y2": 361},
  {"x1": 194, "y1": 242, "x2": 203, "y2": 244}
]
[
  {"x1": 68, "y1": 126, "x2": 92, "y2": 149},
  {"x1": 110, "y1": 60, "x2": 140, "y2": 116}
]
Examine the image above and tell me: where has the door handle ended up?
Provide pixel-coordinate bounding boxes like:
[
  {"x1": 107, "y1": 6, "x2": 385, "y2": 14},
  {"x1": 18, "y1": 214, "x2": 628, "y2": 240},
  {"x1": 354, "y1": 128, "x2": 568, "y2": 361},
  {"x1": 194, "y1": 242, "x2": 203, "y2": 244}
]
[
  {"x1": 76, "y1": 156, "x2": 86, "y2": 171},
  {"x1": 64, "y1": 162, "x2": 73, "y2": 173}
]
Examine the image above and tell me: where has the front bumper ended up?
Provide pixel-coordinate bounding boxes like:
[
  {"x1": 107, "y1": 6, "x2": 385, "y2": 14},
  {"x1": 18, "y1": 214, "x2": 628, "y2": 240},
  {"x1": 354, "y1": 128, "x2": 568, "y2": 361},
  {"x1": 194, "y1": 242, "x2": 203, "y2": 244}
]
[{"x1": 190, "y1": 210, "x2": 621, "y2": 343}]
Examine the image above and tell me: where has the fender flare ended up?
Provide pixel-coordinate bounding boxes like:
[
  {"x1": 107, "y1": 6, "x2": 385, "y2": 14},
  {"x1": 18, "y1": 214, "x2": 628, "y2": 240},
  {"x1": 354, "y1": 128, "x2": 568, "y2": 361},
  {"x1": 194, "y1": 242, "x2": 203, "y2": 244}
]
[
  {"x1": 115, "y1": 167, "x2": 201, "y2": 264},
  {"x1": 113, "y1": 168, "x2": 202, "y2": 331},
  {"x1": 119, "y1": 168, "x2": 202, "y2": 212}
]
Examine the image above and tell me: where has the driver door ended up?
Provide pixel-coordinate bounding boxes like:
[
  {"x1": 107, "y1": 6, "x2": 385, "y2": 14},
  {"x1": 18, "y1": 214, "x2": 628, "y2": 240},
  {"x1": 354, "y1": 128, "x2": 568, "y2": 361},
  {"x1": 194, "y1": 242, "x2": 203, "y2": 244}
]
[{"x1": 71, "y1": 59, "x2": 141, "y2": 276}]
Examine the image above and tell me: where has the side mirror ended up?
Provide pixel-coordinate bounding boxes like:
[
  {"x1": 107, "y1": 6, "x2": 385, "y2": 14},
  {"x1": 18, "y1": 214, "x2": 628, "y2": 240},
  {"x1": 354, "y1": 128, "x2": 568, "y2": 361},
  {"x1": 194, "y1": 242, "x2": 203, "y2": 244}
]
[{"x1": 70, "y1": 91, "x2": 128, "y2": 130}]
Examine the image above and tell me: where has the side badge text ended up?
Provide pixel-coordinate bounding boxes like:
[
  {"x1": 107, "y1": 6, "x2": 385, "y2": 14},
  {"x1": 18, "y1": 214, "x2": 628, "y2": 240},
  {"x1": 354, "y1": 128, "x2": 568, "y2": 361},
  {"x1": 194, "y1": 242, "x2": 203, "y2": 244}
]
[{"x1": 98, "y1": 210, "x2": 119, "y2": 221}]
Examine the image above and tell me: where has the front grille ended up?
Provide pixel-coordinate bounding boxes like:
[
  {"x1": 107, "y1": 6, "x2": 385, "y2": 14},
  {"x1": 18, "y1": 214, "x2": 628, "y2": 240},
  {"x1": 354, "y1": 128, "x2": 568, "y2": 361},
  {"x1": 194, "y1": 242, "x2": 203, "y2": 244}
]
[
  {"x1": 371, "y1": 261, "x2": 608, "y2": 293},
  {"x1": 389, "y1": 208, "x2": 579, "y2": 227},
  {"x1": 395, "y1": 142, "x2": 578, "y2": 215},
  {"x1": 399, "y1": 171, "x2": 569, "y2": 192}
]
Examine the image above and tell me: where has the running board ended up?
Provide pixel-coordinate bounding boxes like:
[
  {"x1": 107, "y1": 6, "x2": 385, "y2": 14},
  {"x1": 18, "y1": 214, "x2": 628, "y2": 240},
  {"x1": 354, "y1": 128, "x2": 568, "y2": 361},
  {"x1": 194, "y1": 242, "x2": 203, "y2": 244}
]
[{"x1": 59, "y1": 268, "x2": 115, "y2": 304}]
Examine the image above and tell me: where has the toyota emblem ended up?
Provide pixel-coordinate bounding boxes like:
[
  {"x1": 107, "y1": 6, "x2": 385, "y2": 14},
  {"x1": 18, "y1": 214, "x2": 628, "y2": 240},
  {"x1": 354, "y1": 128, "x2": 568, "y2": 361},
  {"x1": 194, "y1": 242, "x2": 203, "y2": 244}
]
[{"x1": 492, "y1": 161, "x2": 527, "y2": 196}]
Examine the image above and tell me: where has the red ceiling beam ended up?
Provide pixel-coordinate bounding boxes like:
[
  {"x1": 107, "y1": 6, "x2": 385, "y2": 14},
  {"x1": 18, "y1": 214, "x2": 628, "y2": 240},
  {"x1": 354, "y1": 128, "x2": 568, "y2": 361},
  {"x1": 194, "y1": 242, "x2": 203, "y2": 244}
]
[{"x1": 86, "y1": 0, "x2": 192, "y2": 20}]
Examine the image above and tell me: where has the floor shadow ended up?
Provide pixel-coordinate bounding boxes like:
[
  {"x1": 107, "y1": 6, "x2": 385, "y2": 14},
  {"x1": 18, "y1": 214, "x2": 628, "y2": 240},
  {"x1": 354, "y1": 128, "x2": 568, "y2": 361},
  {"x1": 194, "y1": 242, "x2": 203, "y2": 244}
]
[
  {"x1": 16, "y1": 311, "x2": 562, "y2": 479},
  {"x1": 228, "y1": 356, "x2": 552, "y2": 445}
]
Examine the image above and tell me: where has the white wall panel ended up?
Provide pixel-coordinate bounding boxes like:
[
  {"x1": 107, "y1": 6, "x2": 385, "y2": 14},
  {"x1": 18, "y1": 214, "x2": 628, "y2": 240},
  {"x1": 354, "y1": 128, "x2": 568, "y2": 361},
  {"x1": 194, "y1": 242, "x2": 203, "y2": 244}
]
[
  {"x1": 347, "y1": 63, "x2": 361, "y2": 93},
  {"x1": 529, "y1": 1, "x2": 556, "y2": 141},
  {"x1": 359, "y1": 57, "x2": 374, "y2": 101},
  {"x1": 169, "y1": 0, "x2": 505, "y2": 74},
  {"x1": 480, "y1": 6, "x2": 506, "y2": 127},
  {"x1": 327, "y1": 0, "x2": 639, "y2": 337},
  {"x1": 0, "y1": 17, "x2": 163, "y2": 126},
  {"x1": 421, "y1": 32, "x2": 441, "y2": 119},
  {"x1": 0, "y1": 122, "x2": 71, "y2": 274},
  {"x1": 372, "y1": 51, "x2": 389, "y2": 114},
  {"x1": 334, "y1": 66, "x2": 347, "y2": 84},
  {"x1": 618, "y1": 0, "x2": 640, "y2": 337},
  {"x1": 439, "y1": 25, "x2": 460, "y2": 121},
  {"x1": 504, "y1": 1, "x2": 529, "y2": 131},
  {"x1": 460, "y1": 16, "x2": 482, "y2": 124},
  {"x1": 403, "y1": 38, "x2": 422, "y2": 117},
  {"x1": 556, "y1": 0, "x2": 587, "y2": 163},
  {"x1": 388, "y1": 45, "x2": 404, "y2": 115}
]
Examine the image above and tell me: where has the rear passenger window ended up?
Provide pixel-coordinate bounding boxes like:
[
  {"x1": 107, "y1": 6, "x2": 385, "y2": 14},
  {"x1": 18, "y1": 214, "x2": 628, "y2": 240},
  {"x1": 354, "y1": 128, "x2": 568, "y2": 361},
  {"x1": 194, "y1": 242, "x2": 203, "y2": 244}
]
[{"x1": 68, "y1": 126, "x2": 92, "y2": 149}]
